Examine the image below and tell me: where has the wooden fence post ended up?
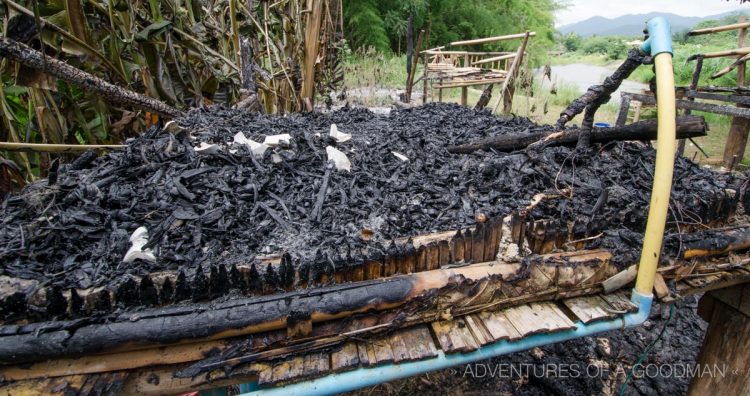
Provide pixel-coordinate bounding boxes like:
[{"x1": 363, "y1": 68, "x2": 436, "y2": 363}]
[
  {"x1": 723, "y1": 16, "x2": 750, "y2": 169},
  {"x1": 493, "y1": 32, "x2": 530, "y2": 115},
  {"x1": 404, "y1": 30, "x2": 424, "y2": 104}
]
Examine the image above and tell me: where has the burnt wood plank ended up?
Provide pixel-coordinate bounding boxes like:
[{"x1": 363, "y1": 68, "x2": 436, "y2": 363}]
[
  {"x1": 431, "y1": 317, "x2": 479, "y2": 353},
  {"x1": 478, "y1": 309, "x2": 522, "y2": 341},
  {"x1": 331, "y1": 342, "x2": 360, "y2": 372},
  {"x1": 563, "y1": 296, "x2": 618, "y2": 324},
  {"x1": 601, "y1": 292, "x2": 638, "y2": 313},
  {"x1": 400, "y1": 326, "x2": 439, "y2": 360},
  {"x1": 369, "y1": 339, "x2": 394, "y2": 364},
  {"x1": 388, "y1": 332, "x2": 411, "y2": 363},
  {"x1": 465, "y1": 314, "x2": 494, "y2": 345}
]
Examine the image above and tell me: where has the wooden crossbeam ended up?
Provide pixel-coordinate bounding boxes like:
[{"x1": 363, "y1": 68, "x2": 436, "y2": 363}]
[
  {"x1": 689, "y1": 21, "x2": 750, "y2": 36},
  {"x1": 472, "y1": 53, "x2": 517, "y2": 65},
  {"x1": 623, "y1": 92, "x2": 750, "y2": 119},
  {"x1": 450, "y1": 31, "x2": 536, "y2": 46},
  {"x1": 688, "y1": 46, "x2": 750, "y2": 61}
]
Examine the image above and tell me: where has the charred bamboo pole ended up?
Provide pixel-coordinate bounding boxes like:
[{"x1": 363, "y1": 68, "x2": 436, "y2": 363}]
[
  {"x1": 682, "y1": 227, "x2": 750, "y2": 259},
  {"x1": 0, "y1": 249, "x2": 614, "y2": 381},
  {"x1": 405, "y1": 30, "x2": 425, "y2": 103},
  {"x1": 0, "y1": 37, "x2": 183, "y2": 119},
  {"x1": 556, "y1": 48, "x2": 646, "y2": 130},
  {"x1": 474, "y1": 83, "x2": 494, "y2": 110},
  {"x1": 234, "y1": 37, "x2": 261, "y2": 112},
  {"x1": 723, "y1": 16, "x2": 750, "y2": 170},
  {"x1": 711, "y1": 53, "x2": 750, "y2": 80},
  {"x1": 447, "y1": 115, "x2": 707, "y2": 154},
  {"x1": 0, "y1": 142, "x2": 125, "y2": 152},
  {"x1": 678, "y1": 56, "x2": 704, "y2": 156},
  {"x1": 625, "y1": 92, "x2": 750, "y2": 119},
  {"x1": 0, "y1": 260, "x2": 524, "y2": 364},
  {"x1": 493, "y1": 32, "x2": 530, "y2": 115}
]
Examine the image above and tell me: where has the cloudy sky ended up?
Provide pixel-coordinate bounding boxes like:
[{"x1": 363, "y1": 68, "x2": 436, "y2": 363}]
[{"x1": 556, "y1": 0, "x2": 749, "y2": 26}]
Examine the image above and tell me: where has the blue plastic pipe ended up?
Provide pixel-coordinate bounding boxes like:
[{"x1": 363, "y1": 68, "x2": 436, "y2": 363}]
[
  {"x1": 239, "y1": 291, "x2": 652, "y2": 396},
  {"x1": 641, "y1": 17, "x2": 673, "y2": 56}
]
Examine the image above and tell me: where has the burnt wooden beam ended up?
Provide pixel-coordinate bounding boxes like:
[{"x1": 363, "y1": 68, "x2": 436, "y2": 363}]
[
  {"x1": 625, "y1": 92, "x2": 750, "y2": 119},
  {"x1": 447, "y1": 116, "x2": 707, "y2": 154},
  {"x1": 0, "y1": 37, "x2": 183, "y2": 118},
  {"x1": 0, "y1": 260, "x2": 524, "y2": 364}
]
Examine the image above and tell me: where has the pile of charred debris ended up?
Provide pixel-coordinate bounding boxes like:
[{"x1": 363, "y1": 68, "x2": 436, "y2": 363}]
[{"x1": 0, "y1": 103, "x2": 743, "y2": 323}]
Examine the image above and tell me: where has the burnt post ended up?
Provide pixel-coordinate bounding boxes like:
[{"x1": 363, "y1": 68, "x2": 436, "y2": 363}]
[{"x1": 723, "y1": 15, "x2": 750, "y2": 169}]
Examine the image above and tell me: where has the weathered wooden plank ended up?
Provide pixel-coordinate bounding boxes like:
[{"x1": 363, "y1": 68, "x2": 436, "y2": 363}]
[
  {"x1": 563, "y1": 296, "x2": 617, "y2": 324},
  {"x1": 504, "y1": 304, "x2": 563, "y2": 336},
  {"x1": 438, "y1": 240, "x2": 451, "y2": 266},
  {"x1": 399, "y1": 326, "x2": 439, "y2": 361},
  {"x1": 331, "y1": 342, "x2": 360, "y2": 372},
  {"x1": 357, "y1": 342, "x2": 375, "y2": 367},
  {"x1": 451, "y1": 231, "x2": 465, "y2": 263},
  {"x1": 257, "y1": 362, "x2": 275, "y2": 385},
  {"x1": 432, "y1": 317, "x2": 480, "y2": 353},
  {"x1": 478, "y1": 310, "x2": 522, "y2": 341},
  {"x1": 301, "y1": 352, "x2": 330, "y2": 378},
  {"x1": 271, "y1": 360, "x2": 293, "y2": 383},
  {"x1": 529, "y1": 302, "x2": 577, "y2": 331},
  {"x1": 370, "y1": 339, "x2": 394, "y2": 364},
  {"x1": 684, "y1": 274, "x2": 722, "y2": 289},
  {"x1": 472, "y1": 223, "x2": 486, "y2": 264},
  {"x1": 465, "y1": 314, "x2": 494, "y2": 345},
  {"x1": 601, "y1": 292, "x2": 638, "y2": 313},
  {"x1": 388, "y1": 332, "x2": 411, "y2": 363}
]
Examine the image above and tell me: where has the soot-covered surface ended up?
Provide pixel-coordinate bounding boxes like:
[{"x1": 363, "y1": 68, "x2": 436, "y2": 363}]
[{"x1": 0, "y1": 103, "x2": 737, "y2": 289}]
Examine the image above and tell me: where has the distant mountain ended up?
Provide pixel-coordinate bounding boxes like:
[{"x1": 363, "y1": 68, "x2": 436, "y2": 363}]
[{"x1": 558, "y1": 11, "x2": 746, "y2": 37}]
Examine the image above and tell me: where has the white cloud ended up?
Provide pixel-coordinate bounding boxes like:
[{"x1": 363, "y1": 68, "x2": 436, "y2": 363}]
[{"x1": 557, "y1": 0, "x2": 748, "y2": 27}]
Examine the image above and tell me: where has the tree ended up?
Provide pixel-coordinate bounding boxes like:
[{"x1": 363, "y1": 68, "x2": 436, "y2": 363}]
[
  {"x1": 343, "y1": 0, "x2": 561, "y2": 64},
  {"x1": 563, "y1": 33, "x2": 582, "y2": 52}
]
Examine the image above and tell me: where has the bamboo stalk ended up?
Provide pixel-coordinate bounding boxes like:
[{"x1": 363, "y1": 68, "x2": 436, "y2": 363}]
[
  {"x1": 688, "y1": 47, "x2": 750, "y2": 61},
  {"x1": 472, "y1": 53, "x2": 517, "y2": 66},
  {"x1": 689, "y1": 21, "x2": 750, "y2": 36},
  {"x1": 404, "y1": 30, "x2": 425, "y2": 104},
  {"x1": 493, "y1": 32, "x2": 530, "y2": 115},
  {"x1": 0, "y1": 38, "x2": 184, "y2": 118},
  {"x1": 301, "y1": 0, "x2": 324, "y2": 106},
  {"x1": 0, "y1": 142, "x2": 125, "y2": 153},
  {"x1": 423, "y1": 51, "x2": 513, "y2": 56},
  {"x1": 450, "y1": 32, "x2": 536, "y2": 46}
]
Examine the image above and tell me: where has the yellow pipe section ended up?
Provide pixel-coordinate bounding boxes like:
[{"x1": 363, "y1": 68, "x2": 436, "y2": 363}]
[{"x1": 634, "y1": 53, "x2": 677, "y2": 296}]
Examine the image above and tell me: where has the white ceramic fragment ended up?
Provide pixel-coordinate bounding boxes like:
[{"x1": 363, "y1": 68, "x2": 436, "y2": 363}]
[
  {"x1": 329, "y1": 124, "x2": 352, "y2": 143},
  {"x1": 195, "y1": 142, "x2": 220, "y2": 155},
  {"x1": 326, "y1": 146, "x2": 351, "y2": 172},
  {"x1": 391, "y1": 151, "x2": 409, "y2": 162},
  {"x1": 162, "y1": 120, "x2": 186, "y2": 134},
  {"x1": 233, "y1": 132, "x2": 269, "y2": 157},
  {"x1": 263, "y1": 133, "x2": 292, "y2": 146},
  {"x1": 123, "y1": 226, "x2": 156, "y2": 263}
]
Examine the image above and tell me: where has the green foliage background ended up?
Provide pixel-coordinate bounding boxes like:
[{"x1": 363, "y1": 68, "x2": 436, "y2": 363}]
[{"x1": 343, "y1": 0, "x2": 560, "y2": 65}]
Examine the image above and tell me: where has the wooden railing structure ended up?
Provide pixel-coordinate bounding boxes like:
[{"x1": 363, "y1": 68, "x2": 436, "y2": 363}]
[
  {"x1": 404, "y1": 31, "x2": 534, "y2": 114},
  {"x1": 616, "y1": 16, "x2": 750, "y2": 168}
]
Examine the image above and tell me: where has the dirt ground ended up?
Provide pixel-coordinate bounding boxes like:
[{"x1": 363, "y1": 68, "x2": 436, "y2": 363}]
[{"x1": 354, "y1": 296, "x2": 708, "y2": 396}]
